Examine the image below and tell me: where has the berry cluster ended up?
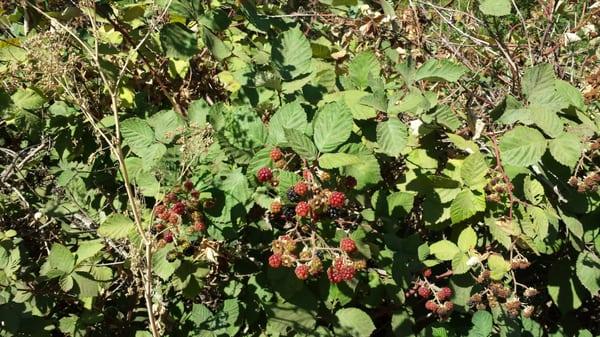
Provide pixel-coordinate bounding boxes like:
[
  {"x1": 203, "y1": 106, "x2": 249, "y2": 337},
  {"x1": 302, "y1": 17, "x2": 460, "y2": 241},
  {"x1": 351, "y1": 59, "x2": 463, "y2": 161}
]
[
  {"x1": 485, "y1": 172, "x2": 514, "y2": 203},
  {"x1": 568, "y1": 171, "x2": 600, "y2": 193},
  {"x1": 467, "y1": 253, "x2": 538, "y2": 318},
  {"x1": 268, "y1": 234, "x2": 366, "y2": 282},
  {"x1": 408, "y1": 269, "x2": 455, "y2": 319},
  {"x1": 152, "y1": 180, "x2": 212, "y2": 260},
  {"x1": 260, "y1": 148, "x2": 366, "y2": 283}
]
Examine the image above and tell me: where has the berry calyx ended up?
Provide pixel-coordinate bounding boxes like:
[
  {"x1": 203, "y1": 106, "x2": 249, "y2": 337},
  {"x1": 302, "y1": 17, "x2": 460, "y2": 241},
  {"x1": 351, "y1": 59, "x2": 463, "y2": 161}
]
[
  {"x1": 425, "y1": 300, "x2": 438, "y2": 312},
  {"x1": 437, "y1": 287, "x2": 453, "y2": 301},
  {"x1": 418, "y1": 286, "x2": 431, "y2": 298},
  {"x1": 295, "y1": 264, "x2": 310, "y2": 280},
  {"x1": 329, "y1": 191, "x2": 346, "y2": 208},
  {"x1": 293, "y1": 182, "x2": 309, "y2": 196},
  {"x1": 270, "y1": 148, "x2": 283, "y2": 161},
  {"x1": 340, "y1": 238, "x2": 356, "y2": 253},
  {"x1": 295, "y1": 201, "x2": 310, "y2": 217},
  {"x1": 269, "y1": 254, "x2": 282, "y2": 268},
  {"x1": 257, "y1": 167, "x2": 273, "y2": 183}
]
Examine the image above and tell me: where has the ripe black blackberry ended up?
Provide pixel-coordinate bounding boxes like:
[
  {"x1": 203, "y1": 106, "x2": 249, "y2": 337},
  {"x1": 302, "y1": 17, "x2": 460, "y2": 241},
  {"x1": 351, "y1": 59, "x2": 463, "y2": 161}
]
[
  {"x1": 268, "y1": 212, "x2": 286, "y2": 227},
  {"x1": 282, "y1": 205, "x2": 296, "y2": 220},
  {"x1": 327, "y1": 207, "x2": 346, "y2": 219},
  {"x1": 183, "y1": 246, "x2": 195, "y2": 256},
  {"x1": 287, "y1": 188, "x2": 301, "y2": 202}
]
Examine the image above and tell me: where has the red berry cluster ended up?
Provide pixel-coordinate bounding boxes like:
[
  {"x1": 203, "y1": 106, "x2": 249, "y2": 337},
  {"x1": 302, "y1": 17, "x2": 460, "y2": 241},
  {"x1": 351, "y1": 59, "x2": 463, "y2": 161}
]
[
  {"x1": 260, "y1": 151, "x2": 365, "y2": 283},
  {"x1": 268, "y1": 234, "x2": 365, "y2": 283},
  {"x1": 152, "y1": 180, "x2": 210, "y2": 252},
  {"x1": 327, "y1": 257, "x2": 357, "y2": 283},
  {"x1": 411, "y1": 269, "x2": 454, "y2": 319}
]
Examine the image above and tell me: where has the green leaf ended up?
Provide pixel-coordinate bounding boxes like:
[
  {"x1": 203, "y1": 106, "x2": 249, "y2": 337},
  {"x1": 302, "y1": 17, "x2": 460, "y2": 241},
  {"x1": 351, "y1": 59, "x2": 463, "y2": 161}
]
[
  {"x1": 450, "y1": 189, "x2": 486, "y2": 224},
  {"x1": 479, "y1": 0, "x2": 512, "y2": 16},
  {"x1": 559, "y1": 210, "x2": 584, "y2": 239},
  {"x1": 548, "y1": 262, "x2": 585, "y2": 313},
  {"x1": 467, "y1": 311, "x2": 493, "y2": 337},
  {"x1": 160, "y1": 23, "x2": 199, "y2": 60},
  {"x1": 75, "y1": 240, "x2": 104, "y2": 264},
  {"x1": 415, "y1": 59, "x2": 467, "y2": 82},
  {"x1": 313, "y1": 102, "x2": 353, "y2": 153},
  {"x1": 272, "y1": 27, "x2": 313, "y2": 80},
  {"x1": 148, "y1": 109, "x2": 185, "y2": 144},
  {"x1": 334, "y1": 308, "x2": 375, "y2": 337},
  {"x1": 461, "y1": 152, "x2": 488, "y2": 188},
  {"x1": 268, "y1": 102, "x2": 308, "y2": 145},
  {"x1": 452, "y1": 253, "x2": 471, "y2": 275},
  {"x1": 121, "y1": 118, "x2": 156, "y2": 156},
  {"x1": 340, "y1": 144, "x2": 382, "y2": 188},
  {"x1": 12, "y1": 88, "x2": 46, "y2": 110},
  {"x1": 429, "y1": 240, "x2": 460, "y2": 261},
  {"x1": 548, "y1": 133, "x2": 583, "y2": 169},
  {"x1": 348, "y1": 51, "x2": 380, "y2": 89},
  {"x1": 98, "y1": 214, "x2": 135, "y2": 239},
  {"x1": 530, "y1": 107, "x2": 563, "y2": 138},
  {"x1": 322, "y1": 90, "x2": 377, "y2": 120},
  {"x1": 376, "y1": 118, "x2": 408, "y2": 157},
  {"x1": 498, "y1": 126, "x2": 547, "y2": 167},
  {"x1": 284, "y1": 128, "x2": 318, "y2": 161},
  {"x1": 555, "y1": 80, "x2": 585, "y2": 110},
  {"x1": 152, "y1": 245, "x2": 180, "y2": 280},
  {"x1": 522, "y1": 64, "x2": 555, "y2": 100},
  {"x1": 524, "y1": 176, "x2": 545, "y2": 205},
  {"x1": 48, "y1": 244, "x2": 75, "y2": 275},
  {"x1": 488, "y1": 254, "x2": 510, "y2": 280},
  {"x1": 318, "y1": 153, "x2": 362, "y2": 169},
  {"x1": 202, "y1": 28, "x2": 231, "y2": 61},
  {"x1": 458, "y1": 227, "x2": 477, "y2": 251},
  {"x1": 576, "y1": 252, "x2": 600, "y2": 295}
]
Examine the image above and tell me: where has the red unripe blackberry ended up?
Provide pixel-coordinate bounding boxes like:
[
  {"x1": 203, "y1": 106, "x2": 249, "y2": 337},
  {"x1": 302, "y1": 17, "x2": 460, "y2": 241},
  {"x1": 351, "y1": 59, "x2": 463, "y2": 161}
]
[
  {"x1": 303, "y1": 169, "x2": 313, "y2": 181},
  {"x1": 183, "y1": 180, "x2": 194, "y2": 192},
  {"x1": 257, "y1": 167, "x2": 273, "y2": 183},
  {"x1": 295, "y1": 264, "x2": 310, "y2": 280},
  {"x1": 329, "y1": 191, "x2": 346, "y2": 208},
  {"x1": 190, "y1": 190, "x2": 200, "y2": 199},
  {"x1": 193, "y1": 221, "x2": 205, "y2": 231},
  {"x1": 418, "y1": 286, "x2": 431, "y2": 298},
  {"x1": 293, "y1": 182, "x2": 309, "y2": 196},
  {"x1": 168, "y1": 213, "x2": 179, "y2": 225},
  {"x1": 327, "y1": 266, "x2": 343, "y2": 283},
  {"x1": 154, "y1": 204, "x2": 166, "y2": 216},
  {"x1": 295, "y1": 201, "x2": 310, "y2": 217},
  {"x1": 164, "y1": 192, "x2": 177, "y2": 203},
  {"x1": 422, "y1": 268, "x2": 432, "y2": 278},
  {"x1": 425, "y1": 300, "x2": 438, "y2": 312},
  {"x1": 159, "y1": 211, "x2": 171, "y2": 221},
  {"x1": 270, "y1": 201, "x2": 282, "y2": 214},
  {"x1": 171, "y1": 201, "x2": 186, "y2": 215},
  {"x1": 270, "y1": 147, "x2": 283, "y2": 161},
  {"x1": 268, "y1": 254, "x2": 282, "y2": 268},
  {"x1": 163, "y1": 231, "x2": 174, "y2": 243},
  {"x1": 340, "y1": 238, "x2": 356, "y2": 253},
  {"x1": 443, "y1": 301, "x2": 454, "y2": 312},
  {"x1": 340, "y1": 264, "x2": 356, "y2": 280},
  {"x1": 437, "y1": 287, "x2": 453, "y2": 301}
]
